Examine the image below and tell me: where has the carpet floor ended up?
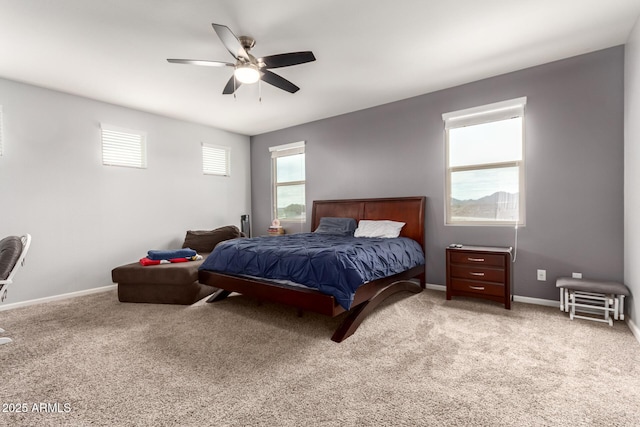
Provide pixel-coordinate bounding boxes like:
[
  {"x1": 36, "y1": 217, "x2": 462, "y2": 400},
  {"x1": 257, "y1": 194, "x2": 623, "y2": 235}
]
[{"x1": 0, "y1": 289, "x2": 638, "y2": 426}]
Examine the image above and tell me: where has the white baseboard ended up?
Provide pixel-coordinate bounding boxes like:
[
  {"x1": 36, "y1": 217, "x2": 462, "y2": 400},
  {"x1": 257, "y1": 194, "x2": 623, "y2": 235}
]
[
  {"x1": 0, "y1": 285, "x2": 116, "y2": 312},
  {"x1": 426, "y1": 283, "x2": 446, "y2": 291},
  {"x1": 512, "y1": 295, "x2": 559, "y2": 307},
  {"x1": 627, "y1": 316, "x2": 640, "y2": 344},
  {"x1": 426, "y1": 283, "x2": 559, "y2": 307}
]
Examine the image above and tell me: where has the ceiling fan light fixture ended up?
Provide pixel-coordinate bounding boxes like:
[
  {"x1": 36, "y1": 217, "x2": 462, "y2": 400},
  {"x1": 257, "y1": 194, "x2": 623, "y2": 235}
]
[{"x1": 234, "y1": 64, "x2": 260, "y2": 84}]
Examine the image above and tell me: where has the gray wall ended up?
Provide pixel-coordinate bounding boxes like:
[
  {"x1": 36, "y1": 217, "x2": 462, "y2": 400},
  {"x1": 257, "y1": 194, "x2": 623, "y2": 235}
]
[
  {"x1": 625, "y1": 17, "x2": 640, "y2": 325},
  {"x1": 0, "y1": 78, "x2": 251, "y2": 304},
  {"x1": 250, "y1": 47, "x2": 624, "y2": 302}
]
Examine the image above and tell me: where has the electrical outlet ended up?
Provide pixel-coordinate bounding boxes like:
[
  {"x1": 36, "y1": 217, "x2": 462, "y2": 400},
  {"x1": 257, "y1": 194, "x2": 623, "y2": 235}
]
[
  {"x1": 572, "y1": 272, "x2": 582, "y2": 279},
  {"x1": 537, "y1": 269, "x2": 546, "y2": 281}
]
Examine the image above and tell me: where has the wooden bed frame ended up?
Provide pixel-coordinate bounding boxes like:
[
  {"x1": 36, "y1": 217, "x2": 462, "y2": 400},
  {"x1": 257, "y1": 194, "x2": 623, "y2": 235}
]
[{"x1": 198, "y1": 196, "x2": 426, "y2": 342}]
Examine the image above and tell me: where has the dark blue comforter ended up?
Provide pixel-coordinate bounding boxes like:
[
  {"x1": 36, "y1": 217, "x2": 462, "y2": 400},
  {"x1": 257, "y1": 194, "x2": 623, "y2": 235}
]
[{"x1": 199, "y1": 233, "x2": 425, "y2": 310}]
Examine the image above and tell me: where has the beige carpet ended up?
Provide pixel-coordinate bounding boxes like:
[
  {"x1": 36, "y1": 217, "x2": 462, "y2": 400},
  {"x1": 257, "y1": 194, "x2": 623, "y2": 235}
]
[{"x1": 0, "y1": 289, "x2": 638, "y2": 427}]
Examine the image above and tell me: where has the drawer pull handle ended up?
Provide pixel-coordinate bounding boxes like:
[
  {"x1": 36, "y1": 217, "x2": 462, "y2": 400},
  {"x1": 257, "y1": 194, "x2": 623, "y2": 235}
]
[
  {"x1": 467, "y1": 257, "x2": 485, "y2": 262},
  {"x1": 469, "y1": 272, "x2": 485, "y2": 276},
  {"x1": 469, "y1": 286, "x2": 485, "y2": 290}
]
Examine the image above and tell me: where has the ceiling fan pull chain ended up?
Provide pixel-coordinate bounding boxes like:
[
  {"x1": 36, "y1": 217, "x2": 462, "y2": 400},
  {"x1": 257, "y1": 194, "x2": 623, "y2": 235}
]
[
  {"x1": 233, "y1": 74, "x2": 237, "y2": 100},
  {"x1": 259, "y1": 79, "x2": 262, "y2": 103}
]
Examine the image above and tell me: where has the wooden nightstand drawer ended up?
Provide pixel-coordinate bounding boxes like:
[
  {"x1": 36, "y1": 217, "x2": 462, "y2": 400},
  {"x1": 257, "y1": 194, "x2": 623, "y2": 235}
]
[
  {"x1": 450, "y1": 279, "x2": 504, "y2": 297},
  {"x1": 449, "y1": 265, "x2": 506, "y2": 284},
  {"x1": 449, "y1": 251, "x2": 505, "y2": 268}
]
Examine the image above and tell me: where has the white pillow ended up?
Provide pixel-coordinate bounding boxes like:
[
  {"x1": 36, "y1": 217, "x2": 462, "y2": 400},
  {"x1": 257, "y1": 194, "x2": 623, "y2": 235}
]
[{"x1": 354, "y1": 220, "x2": 406, "y2": 238}]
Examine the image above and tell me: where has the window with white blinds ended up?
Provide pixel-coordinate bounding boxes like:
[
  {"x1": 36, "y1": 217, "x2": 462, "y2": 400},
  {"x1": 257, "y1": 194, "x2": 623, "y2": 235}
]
[
  {"x1": 202, "y1": 143, "x2": 230, "y2": 176},
  {"x1": 101, "y1": 124, "x2": 147, "y2": 168},
  {"x1": 0, "y1": 106, "x2": 4, "y2": 157}
]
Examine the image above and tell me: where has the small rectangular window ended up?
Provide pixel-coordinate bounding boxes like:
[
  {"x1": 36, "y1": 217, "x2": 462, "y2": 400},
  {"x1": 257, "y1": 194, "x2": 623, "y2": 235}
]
[
  {"x1": 270, "y1": 141, "x2": 306, "y2": 222},
  {"x1": 202, "y1": 143, "x2": 230, "y2": 176},
  {"x1": 443, "y1": 97, "x2": 526, "y2": 226},
  {"x1": 101, "y1": 124, "x2": 147, "y2": 168}
]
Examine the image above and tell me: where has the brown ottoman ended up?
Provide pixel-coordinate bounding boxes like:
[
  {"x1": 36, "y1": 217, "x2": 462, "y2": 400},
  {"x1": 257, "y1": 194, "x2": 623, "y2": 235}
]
[
  {"x1": 111, "y1": 225, "x2": 242, "y2": 305},
  {"x1": 112, "y1": 256, "x2": 215, "y2": 304}
]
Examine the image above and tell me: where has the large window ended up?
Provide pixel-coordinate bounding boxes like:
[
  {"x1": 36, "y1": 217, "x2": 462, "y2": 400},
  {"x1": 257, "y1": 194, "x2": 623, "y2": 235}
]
[
  {"x1": 443, "y1": 97, "x2": 526, "y2": 225},
  {"x1": 270, "y1": 141, "x2": 305, "y2": 222}
]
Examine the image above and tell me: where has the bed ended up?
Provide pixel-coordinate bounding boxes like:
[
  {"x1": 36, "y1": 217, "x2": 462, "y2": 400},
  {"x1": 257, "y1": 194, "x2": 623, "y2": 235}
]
[{"x1": 198, "y1": 196, "x2": 426, "y2": 342}]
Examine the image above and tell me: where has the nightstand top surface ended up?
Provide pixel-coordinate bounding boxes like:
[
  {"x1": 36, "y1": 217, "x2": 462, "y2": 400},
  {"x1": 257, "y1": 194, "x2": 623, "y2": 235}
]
[{"x1": 447, "y1": 245, "x2": 512, "y2": 254}]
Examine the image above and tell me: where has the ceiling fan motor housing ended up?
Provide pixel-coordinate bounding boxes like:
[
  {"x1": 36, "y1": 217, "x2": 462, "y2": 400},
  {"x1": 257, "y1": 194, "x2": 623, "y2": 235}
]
[{"x1": 238, "y1": 36, "x2": 256, "y2": 50}]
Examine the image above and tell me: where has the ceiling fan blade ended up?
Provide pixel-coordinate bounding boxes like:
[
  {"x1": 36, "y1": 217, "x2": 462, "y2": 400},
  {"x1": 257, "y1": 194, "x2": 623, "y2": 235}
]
[
  {"x1": 261, "y1": 70, "x2": 300, "y2": 93},
  {"x1": 167, "y1": 59, "x2": 233, "y2": 67},
  {"x1": 260, "y1": 51, "x2": 316, "y2": 69},
  {"x1": 212, "y1": 23, "x2": 250, "y2": 62},
  {"x1": 222, "y1": 75, "x2": 241, "y2": 95}
]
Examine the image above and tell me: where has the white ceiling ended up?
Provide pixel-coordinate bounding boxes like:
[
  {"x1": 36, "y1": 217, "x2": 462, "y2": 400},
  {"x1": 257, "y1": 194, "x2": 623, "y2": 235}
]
[{"x1": 1, "y1": 0, "x2": 639, "y2": 136}]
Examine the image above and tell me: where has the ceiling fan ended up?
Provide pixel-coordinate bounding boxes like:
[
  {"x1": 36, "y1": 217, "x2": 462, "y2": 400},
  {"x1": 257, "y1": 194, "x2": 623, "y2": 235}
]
[{"x1": 167, "y1": 23, "x2": 316, "y2": 95}]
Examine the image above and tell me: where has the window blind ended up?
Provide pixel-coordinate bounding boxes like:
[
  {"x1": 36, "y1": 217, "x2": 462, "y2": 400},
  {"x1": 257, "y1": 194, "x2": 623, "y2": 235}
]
[
  {"x1": 269, "y1": 141, "x2": 305, "y2": 158},
  {"x1": 443, "y1": 97, "x2": 527, "y2": 129},
  {"x1": 101, "y1": 124, "x2": 147, "y2": 168},
  {"x1": 202, "y1": 143, "x2": 230, "y2": 176}
]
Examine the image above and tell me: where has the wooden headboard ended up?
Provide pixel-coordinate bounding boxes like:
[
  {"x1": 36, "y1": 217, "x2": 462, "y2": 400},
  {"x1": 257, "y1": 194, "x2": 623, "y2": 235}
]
[{"x1": 311, "y1": 196, "x2": 426, "y2": 251}]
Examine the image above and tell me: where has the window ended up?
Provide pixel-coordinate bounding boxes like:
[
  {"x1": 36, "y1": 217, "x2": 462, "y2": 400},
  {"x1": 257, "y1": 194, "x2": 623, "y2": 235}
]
[
  {"x1": 202, "y1": 143, "x2": 230, "y2": 176},
  {"x1": 443, "y1": 97, "x2": 526, "y2": 225},
  {"x1": 270, "y1": 141, "x2": 305, "y2": 222},
  {"x1": 0, "y1": 105, "x2": 4, "y2": 157},
  {"x1": 101, "y1": 124, "x2": 147, "y2": 168}
]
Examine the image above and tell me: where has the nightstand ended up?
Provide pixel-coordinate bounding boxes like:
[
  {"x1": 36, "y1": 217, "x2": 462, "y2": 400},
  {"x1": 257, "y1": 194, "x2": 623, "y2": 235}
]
[{"x1": 446, "y1": 245, "x2": 513, "y2": 309}]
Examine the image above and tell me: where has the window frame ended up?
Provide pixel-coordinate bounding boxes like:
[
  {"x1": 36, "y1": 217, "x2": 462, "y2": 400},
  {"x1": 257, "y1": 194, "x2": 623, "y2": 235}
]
[
  {"x1": 443, "y1": 97, "x2": 526, "y2": 226},
  {"x1": 101, "y1": 123, "x2": 147, "y2": 169},
  {"x1": 269, "y1": 141, "x2": 306, "y2": 223},
  {"x1": 202, "y1": 142, "x2": 231, "y2": 177}
]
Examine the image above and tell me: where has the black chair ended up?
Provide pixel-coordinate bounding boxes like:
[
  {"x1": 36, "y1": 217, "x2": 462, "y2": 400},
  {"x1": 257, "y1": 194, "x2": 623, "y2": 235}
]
[{"x1": 0, "y1": 234, "x2": 31, "y2": 345}]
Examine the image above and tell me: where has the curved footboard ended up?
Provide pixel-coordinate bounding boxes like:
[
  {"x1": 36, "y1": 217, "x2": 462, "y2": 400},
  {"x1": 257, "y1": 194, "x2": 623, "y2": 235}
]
[
  {"x1": 200, "y1": 265, "x2": 425, "y2": 342},
  {"x1": 331, "y1": 280, "x2": 423, "y2": 342}
]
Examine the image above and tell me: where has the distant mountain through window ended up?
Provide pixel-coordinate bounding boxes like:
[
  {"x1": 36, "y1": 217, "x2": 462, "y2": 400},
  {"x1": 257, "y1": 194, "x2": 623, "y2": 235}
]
[{"x1": 451, "y1": 191, "x2": 519, "y2": 222}]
